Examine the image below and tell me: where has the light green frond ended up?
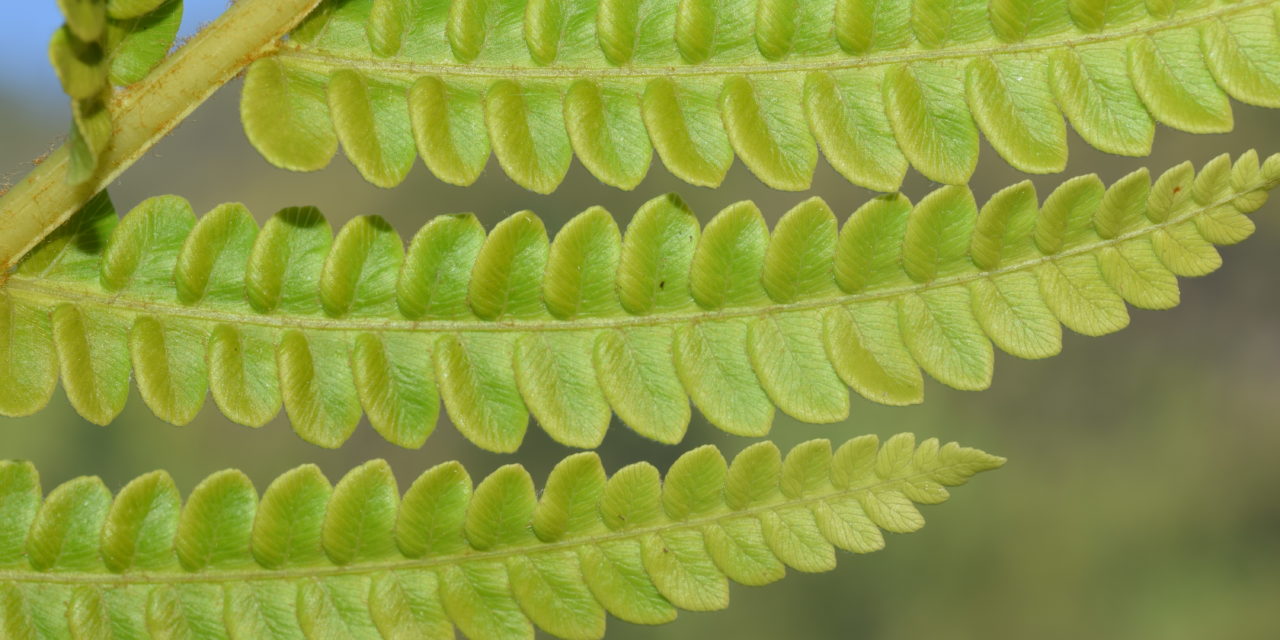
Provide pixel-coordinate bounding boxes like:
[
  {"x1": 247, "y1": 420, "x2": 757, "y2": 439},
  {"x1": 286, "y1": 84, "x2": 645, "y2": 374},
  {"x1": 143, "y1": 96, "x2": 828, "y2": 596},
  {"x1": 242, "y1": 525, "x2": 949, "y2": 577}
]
[
  {"x1": 244, "y1": 0, "x2": 1280, "y2": 192},
  {"x1": 0, "y1": 436, "x2": 1003, "y2": 639},
  {"x1": 3, "y1": 154, "x2": 1275, "y2": 451},
  {"x1": 48, "y1": 0, "x2": 184, "y2": 183}
]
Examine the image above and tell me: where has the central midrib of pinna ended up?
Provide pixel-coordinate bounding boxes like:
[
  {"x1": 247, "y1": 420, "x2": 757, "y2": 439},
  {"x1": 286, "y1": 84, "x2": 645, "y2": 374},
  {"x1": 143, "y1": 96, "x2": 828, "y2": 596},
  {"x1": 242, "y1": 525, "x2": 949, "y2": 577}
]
[
  {"x1": 0, "y1": 184, "x2": 1256, "y2": 335},
  {"x1": 271, "y1": 0, "x2": 1271, "y2": 81}
]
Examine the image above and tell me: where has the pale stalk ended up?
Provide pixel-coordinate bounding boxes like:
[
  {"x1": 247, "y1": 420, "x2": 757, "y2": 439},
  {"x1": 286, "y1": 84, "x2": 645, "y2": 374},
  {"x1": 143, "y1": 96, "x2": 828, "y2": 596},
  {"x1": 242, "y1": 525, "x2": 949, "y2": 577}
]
[{"x1": 0, "y1": 0, "x2": 322, "y2": 278}]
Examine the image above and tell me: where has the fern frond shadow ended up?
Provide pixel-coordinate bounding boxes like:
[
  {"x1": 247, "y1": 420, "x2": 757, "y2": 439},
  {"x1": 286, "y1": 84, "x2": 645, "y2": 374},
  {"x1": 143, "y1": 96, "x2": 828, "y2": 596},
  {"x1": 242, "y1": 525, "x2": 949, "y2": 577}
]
[
  {"x1": 1, "y1": 153, "x2": 1274, "y2": 451},
  {"x1": 0, "y1": 434, "x2": 1002, "y2": 639}
]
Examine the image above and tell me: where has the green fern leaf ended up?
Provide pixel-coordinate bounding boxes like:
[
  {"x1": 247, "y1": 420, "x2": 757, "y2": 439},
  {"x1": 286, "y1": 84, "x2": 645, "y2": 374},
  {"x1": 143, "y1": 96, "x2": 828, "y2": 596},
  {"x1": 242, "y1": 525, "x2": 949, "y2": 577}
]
[
  {"x1": 48, "y1": 0, "x2": 183, "y2": 183},
  {"x1": 2, "y1": 154, "x2": 1274, "y2": 451},
  {"x1": 243, "y1": 0, "x2": 1280, "y2": 193},
  {"x1": 0, "y1": 435, "x2": 1002, "y2": 639}
]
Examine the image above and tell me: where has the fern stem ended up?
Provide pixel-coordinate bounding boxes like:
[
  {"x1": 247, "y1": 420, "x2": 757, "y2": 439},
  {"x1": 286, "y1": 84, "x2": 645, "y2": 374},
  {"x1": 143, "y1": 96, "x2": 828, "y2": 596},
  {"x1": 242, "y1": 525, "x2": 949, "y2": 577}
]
[{"x1": 0, "y1": 0, "x2": 322, "y2": 278}]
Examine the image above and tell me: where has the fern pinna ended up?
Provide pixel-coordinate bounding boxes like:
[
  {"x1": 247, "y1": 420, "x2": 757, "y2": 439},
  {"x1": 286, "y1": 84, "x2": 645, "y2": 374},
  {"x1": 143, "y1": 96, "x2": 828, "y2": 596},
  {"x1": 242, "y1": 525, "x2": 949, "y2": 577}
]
[
  {"x1": 0, "y1": 435, "x2": 1002, "y2": 639},
  {"x1": 1, "y1": 154, "x2": 1272, "y2": 452},
  {"x1": 245, "y1": 0, "x2": 1280, "y2": 192}
]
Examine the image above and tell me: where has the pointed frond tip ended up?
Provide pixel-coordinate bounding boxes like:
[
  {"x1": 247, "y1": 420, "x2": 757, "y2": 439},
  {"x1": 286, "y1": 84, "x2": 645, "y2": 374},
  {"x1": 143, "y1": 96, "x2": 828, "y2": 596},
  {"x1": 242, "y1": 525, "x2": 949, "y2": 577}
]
[
  {"x1": 2, "y1": 153, "x2": 1275, "y2": 452},
  {"x1": 246, "y1": 0, "x2": 1280, "y2": 192},
  {"x1": 0, "y1": 435, "x2": 1002, "y2": 639},
  {"x1": 49, "y1": 0, "x2": 184, "y2": 183}
]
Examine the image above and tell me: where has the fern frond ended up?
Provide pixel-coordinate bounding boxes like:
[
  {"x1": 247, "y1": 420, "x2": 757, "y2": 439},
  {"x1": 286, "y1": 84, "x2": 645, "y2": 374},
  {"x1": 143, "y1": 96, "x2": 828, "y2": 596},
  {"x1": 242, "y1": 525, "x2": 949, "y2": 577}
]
[
  {"x1": 244, "y1": 0, "x2": 1280, "y2": 193},
  {"x1": 48, "y1": 0, "x2": 183, "y2": 183},
  {"x1": 1, "y1": 154, "x2": 1273, "y2": 451},
  {"x1": 0, "y1": 434, "x2": 1002, "y2": 639}
]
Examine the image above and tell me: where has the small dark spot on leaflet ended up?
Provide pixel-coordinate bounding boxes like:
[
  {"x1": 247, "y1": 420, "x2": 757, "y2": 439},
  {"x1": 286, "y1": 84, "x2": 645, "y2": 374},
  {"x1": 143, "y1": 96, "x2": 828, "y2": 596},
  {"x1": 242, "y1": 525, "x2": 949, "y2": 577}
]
[
  {"x1": 1173, "y1": 186, "x2": 1181, "y2": 194},
  {"x1": 659, "y1": 280, "x2": 666, "y2": 289}
]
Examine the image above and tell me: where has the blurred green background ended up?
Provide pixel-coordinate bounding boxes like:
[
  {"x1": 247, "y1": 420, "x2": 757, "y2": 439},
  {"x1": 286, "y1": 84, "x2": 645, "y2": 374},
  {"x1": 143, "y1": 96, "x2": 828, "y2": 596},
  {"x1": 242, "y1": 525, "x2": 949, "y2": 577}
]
[{"x1": 3, "y1": 4, "x2": 1280, "y2": 638}]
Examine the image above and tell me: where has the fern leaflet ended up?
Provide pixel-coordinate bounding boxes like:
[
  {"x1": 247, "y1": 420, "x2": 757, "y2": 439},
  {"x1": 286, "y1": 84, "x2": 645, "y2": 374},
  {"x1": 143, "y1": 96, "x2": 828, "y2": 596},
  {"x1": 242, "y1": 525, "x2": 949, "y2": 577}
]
[
  {"x1": 244, "y1": 0, "x2": 1280, "y2": 192},
  {"x1": 0, "y1": 435, "x2": 1002, "y2": 640},
  {"x1": 1, "y1": 154, "x2": 1272, "y2": 451}
]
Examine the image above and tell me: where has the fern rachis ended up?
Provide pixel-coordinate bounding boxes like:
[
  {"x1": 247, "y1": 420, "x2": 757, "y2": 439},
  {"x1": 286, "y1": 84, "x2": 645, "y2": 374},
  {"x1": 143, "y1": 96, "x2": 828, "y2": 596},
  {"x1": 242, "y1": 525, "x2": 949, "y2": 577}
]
[{"x1": 0, "y1": 0, "x2": 322, "y2": 273}]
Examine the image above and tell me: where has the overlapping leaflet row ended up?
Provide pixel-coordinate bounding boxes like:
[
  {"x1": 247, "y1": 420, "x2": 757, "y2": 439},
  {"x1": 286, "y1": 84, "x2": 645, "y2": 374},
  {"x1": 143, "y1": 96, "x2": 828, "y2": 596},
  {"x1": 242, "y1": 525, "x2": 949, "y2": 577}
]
[
  {"x1": 0, "y1": 154, "x2": 1272, "y2": 451},
  {"x1": 245, "y1": 0, "x2": 1280, "y2": 191},
  {"x1": 0, "y1": 435, "x2": 1002, "y2": 639}
]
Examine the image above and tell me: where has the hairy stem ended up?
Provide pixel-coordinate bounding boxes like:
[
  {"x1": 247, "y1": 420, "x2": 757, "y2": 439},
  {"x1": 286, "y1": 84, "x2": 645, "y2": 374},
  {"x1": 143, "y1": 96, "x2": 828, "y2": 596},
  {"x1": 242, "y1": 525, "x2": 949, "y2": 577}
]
[{"x1": 0, "y1": 0, "x2": 321, "y2": 278}]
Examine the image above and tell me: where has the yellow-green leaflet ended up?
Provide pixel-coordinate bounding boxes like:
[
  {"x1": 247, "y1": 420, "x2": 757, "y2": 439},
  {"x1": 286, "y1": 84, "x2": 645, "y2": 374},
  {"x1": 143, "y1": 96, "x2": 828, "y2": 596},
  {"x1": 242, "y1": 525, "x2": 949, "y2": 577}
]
[
  {"x1": 0, "y1": 435, "x2": 1003, "y2": 639},
  {"x1": 244, "y1": 0, "x2": 1280, "y2": 192},
  {"x1": 1, "y1": 154, "x2": 1274, "y2": 452},
  {"x1": 48, "y1": 0, "x2": 183, "y2": 183}
]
